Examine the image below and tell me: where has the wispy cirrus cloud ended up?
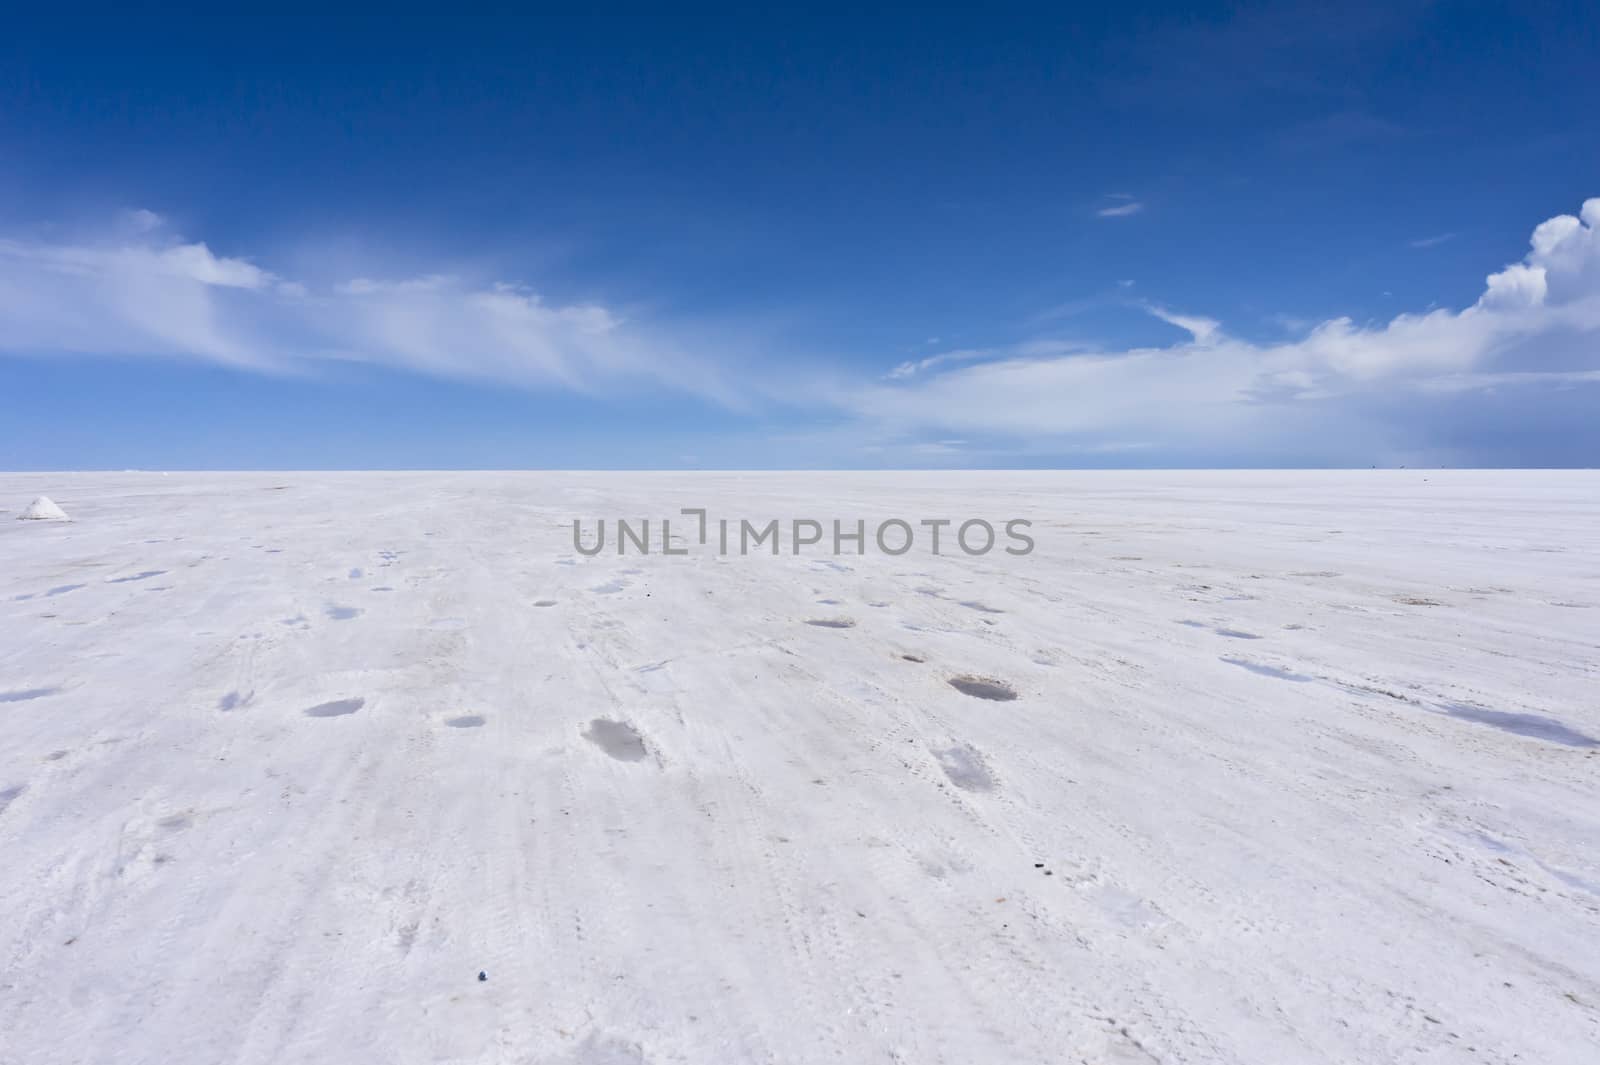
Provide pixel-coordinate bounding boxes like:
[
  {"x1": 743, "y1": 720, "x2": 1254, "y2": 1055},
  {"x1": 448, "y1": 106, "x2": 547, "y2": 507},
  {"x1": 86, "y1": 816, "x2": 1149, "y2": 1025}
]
[
  {"x1": 887, "y1": 339, "x2": 1089, "y2": 380},
  {"x1": 0, "y1": 214, "x2": 740, "y2": 403},
  {"x1": 1095, "y1": 193, "x2": 1144, "y2": 218},
  {"x1": 1409, "y1": 232, "x2": 1455, "y2": 249},
  {"x1": 1144, "y1": 306, "x2": 1221, "y2": 344}
]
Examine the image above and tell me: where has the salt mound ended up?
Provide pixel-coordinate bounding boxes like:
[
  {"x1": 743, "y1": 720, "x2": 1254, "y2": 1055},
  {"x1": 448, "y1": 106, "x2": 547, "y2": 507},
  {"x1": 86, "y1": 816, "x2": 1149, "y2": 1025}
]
[{"x1": 18, "y1": 496, "x2": 69, "y2": 521}]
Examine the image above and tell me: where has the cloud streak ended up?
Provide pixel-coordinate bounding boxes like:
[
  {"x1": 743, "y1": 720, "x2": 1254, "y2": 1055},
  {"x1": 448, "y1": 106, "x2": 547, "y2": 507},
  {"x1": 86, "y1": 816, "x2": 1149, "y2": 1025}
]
[
  {"x1": 1096, "y1": 195, "x2": 1145, "y2": 218},
  {"x1": 0, "y1": 216, "x2": 737, "y2": 402}
]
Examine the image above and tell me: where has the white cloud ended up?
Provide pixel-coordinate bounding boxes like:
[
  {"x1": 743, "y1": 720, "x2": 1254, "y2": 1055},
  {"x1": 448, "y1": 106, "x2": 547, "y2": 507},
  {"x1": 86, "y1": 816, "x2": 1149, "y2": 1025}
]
[
  {"x1": 0, "y1": 216, "x2": 735, "y2": 399},
  {"x1": 0, "y1": 236, "x2": 281, "y2": 369},
  {"x1": 119, "y1": 208, "x2": 165, "y2": 234},
  {"x1": 1096, "y1": 194, "x2": 1144, "y2": 218},
  {"x1": 2, "y1": 238, "x2": 275, "y2": 289},
  {"x1": 849, "y1": 198, "x2": 1600, "y2": 448},
  {"x1": 1409, "y1": 232, "x2": 1454, "y2": 249},
  {"x1": 887, "y1": 339, "x2": 1087, "y2": 380},
  {"x1": 887, "y1": 348, "x2": 991, "y2": 379},
  {"x1": 1147, "y1": 306, "x2": 1221, "y2": 344}
]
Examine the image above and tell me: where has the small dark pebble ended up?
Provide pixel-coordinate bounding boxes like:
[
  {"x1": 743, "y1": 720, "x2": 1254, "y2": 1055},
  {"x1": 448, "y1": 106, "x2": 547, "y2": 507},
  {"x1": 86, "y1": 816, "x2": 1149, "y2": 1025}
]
[
  {"x1": 1044, "y1": 870, "x2": 1053, "y2": 876},
  {"x1": 1034, "y1": 863, "x2": 1044, "y2": 868},
  {"x1": 478, "y1": 971, "x2": 487, "y2": 982}
]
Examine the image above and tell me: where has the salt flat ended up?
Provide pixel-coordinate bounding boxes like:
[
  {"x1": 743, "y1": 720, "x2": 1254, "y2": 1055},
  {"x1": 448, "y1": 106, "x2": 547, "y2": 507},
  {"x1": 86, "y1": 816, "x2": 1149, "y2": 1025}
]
[{"x1": 1, "y1": 471, "x2": 1597, "y2": 1065}]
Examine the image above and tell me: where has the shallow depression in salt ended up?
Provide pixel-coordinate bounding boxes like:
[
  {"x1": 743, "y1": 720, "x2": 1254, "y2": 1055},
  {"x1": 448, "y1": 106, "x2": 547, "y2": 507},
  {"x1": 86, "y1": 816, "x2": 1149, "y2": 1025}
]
[{"x1": 1, "y1": 470, "x2": 1598, "y2": 1065}]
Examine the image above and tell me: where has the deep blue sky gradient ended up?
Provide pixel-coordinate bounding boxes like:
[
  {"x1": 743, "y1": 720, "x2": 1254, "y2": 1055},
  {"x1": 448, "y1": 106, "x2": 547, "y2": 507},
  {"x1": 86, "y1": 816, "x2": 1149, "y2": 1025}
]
[{"x1": 2, "y1": 5, "x2": 1597, "y2": 467}]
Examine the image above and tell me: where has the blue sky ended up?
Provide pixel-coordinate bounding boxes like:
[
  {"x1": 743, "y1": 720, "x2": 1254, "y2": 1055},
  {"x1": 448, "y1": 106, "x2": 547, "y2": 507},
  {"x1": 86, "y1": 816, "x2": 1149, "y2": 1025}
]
[{"x1": 2, "y1": 5, "x2": 1598, "y2": 468}]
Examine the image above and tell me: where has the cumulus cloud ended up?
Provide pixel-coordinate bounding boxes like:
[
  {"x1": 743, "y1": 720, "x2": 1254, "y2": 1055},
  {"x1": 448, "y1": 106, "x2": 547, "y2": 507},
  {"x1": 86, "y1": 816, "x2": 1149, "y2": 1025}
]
[
  {"x1": 0, "y1": 219, "x2": 734, "y2": 399},
  {"x1": 848, "y1": 198, "x2": 1600, "y2": 452}
]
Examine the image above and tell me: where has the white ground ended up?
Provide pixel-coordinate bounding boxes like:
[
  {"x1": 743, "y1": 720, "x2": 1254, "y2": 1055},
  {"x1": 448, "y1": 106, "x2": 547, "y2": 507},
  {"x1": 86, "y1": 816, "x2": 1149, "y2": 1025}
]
[{"x1": 1, "y1": 471, "x2": 1598, "y2": 1065}]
